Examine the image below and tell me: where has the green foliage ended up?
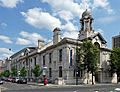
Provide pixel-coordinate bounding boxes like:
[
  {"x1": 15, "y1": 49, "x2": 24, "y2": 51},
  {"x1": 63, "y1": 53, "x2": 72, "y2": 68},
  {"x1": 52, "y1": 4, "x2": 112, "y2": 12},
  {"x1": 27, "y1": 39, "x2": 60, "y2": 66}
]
[
  {"x1": 78, "y1": 39, "x2": 99, "y2": 73},
  {"x1": 109, "y1": 48, "x2": 120, "y2": 75},
  {"x1": 0, "y1": 72, "x2": 4, "y2": 77},
  {"x1": 32, "y1": 65, "x2": 41, "y2": 77},
  {"x1": 3, "y1": 70, "x2": 10, "y2": 77},
  {"x1": 20, "y1": 67, "x2": 27, "y2": 77},
  {"x1": 11, "y1": 66, "x2": 17, "y2": 77},
  {"x1": 77, "y1": 39, "x2": 99, "y2": 84}
]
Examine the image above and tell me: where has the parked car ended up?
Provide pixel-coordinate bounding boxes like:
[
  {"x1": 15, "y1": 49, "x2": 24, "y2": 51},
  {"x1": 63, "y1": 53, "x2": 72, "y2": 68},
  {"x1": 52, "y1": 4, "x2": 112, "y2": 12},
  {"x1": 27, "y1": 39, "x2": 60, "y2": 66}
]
[
  {"x1": 0, "y1": 79, "x2": 4, "y2": 84},
  {"x1": 12, "y1": 77, "x2": 16, "y2": 83},
  {"x1": 15, "y1": 77, "x2": 19, "y2": 83},
  {"x1": 7, "y1": 77, "x2": 13, "y2": 82},
  {"x1": 11, "y1": 77, "x2": 19, "y2": 83},
  {"x1": 17, "y1": 78, "x2": 27, "y2": 84},
  {"x1": 4, "y1": 77, "x2": 12, "y2": 82}
]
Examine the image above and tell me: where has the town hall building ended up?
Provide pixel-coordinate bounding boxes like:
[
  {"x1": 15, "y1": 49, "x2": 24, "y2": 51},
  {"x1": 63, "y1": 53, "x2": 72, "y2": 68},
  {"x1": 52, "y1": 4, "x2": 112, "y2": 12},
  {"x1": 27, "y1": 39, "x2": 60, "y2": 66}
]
[{"x1": 5, "y1": 10, "x2": 117, "y2": 85}]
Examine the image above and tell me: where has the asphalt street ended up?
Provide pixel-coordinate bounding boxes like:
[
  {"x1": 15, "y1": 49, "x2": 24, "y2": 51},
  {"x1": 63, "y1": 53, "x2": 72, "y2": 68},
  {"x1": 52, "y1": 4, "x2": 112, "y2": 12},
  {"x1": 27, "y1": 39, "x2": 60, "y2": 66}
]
[{"x1": 1, "y1": 82, "x2": 120, "y2": 92}]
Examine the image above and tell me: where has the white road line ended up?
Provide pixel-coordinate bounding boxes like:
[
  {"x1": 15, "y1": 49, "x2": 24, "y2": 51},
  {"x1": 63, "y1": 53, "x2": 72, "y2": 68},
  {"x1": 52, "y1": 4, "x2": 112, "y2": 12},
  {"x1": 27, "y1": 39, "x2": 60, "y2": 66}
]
[{"x1": 115, "y1": 88, "x2": 120, "y2": 91}]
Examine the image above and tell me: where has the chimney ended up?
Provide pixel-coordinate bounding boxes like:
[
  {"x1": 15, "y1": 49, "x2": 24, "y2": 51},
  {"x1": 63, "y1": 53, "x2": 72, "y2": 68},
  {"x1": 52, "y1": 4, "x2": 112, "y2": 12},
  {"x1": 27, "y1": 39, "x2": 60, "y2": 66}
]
[
  {"x1": 38, "y1": 39, "x2": 45, "y2": 49},
  {"x1": 53, "y1": 27, "x2": 61, "y2": 45}
]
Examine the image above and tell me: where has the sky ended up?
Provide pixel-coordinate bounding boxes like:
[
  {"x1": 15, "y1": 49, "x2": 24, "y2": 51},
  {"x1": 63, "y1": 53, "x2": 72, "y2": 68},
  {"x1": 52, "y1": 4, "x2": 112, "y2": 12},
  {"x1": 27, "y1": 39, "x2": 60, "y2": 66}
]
[{"x1": 0, "y1": 0, "x2": 120, "y2": 60}]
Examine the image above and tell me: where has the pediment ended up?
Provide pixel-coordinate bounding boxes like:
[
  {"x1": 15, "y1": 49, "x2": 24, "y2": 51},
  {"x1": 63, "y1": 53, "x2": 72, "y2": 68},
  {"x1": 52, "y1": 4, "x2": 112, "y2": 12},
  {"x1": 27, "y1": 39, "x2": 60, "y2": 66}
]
[{"x1": 91, "y1": 32, "x2": 107, "y2": 44}]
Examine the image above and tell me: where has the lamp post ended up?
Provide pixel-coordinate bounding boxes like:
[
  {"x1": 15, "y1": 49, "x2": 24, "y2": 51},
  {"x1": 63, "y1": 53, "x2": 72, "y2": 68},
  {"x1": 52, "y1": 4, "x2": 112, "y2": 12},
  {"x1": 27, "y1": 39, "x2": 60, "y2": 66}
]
[
  {"x1": 76, "y1": 69, "x2": 78, "y2": 85},
  {"x1": 75, "y1": 39, "x2": 79, "y2": 85}
]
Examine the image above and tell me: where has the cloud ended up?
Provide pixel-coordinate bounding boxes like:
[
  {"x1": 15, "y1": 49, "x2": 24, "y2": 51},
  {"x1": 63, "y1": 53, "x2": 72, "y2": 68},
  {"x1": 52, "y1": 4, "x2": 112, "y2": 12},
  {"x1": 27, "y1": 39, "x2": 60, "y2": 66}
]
[
  {"x1": 0, "y1": 35, "x2": 12, "y2": 43},
  {"x1": 97, "y1": 16, "x2": 118, "y2": 24},
  {"x1": 0, "y1": 48, "x2": 14, "y2": 59},
  {"x1": 62, "y1": 31, "x2": 79, "y2": 39},
  {"x1": 41, "y1": 0, "x2": 113, "y2": 34},
  {"x1": 93, "y1": 0, "x2": 113, "y2": 14},
  {"x1": 21, "y1": 8, "x2": 61, "y2": 31},
  {"x1": 42, "y1": 0, "x2": 113, "y2": 18},
  {"x1": 42, "y1": 0, "x2": 85, "y2": 18},
  {"x1": 62, "y1": 21, "x2": 77, "y2": 32},
  {"x1": 57, "y1": 10, "x2": 74, "y2": 21},
  {"x1": 0, "y1": 0, "x2": 23, "y2": 8},
  {"x1": 16, "y1": 38, "x2": 31, "y2": 45},
  {"x1": 16, "y1": 31, "x2": 45, "y2": 46},
  {"x1": 0, "y1": 22, "x2": 7, "y2": 27}
]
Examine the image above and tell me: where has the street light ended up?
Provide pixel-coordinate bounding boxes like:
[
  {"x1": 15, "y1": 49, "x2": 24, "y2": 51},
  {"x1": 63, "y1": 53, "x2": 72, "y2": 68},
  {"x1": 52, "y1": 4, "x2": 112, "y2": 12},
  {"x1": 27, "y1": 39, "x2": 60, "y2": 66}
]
[{"x1": 75, "y1": 39, "x2": 79, "y2": 85}]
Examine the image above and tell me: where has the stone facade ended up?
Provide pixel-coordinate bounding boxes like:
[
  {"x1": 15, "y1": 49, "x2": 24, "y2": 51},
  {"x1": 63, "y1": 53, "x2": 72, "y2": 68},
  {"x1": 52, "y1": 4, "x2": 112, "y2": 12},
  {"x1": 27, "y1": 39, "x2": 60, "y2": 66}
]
[{"x1": 4, "y1": 10, "x2": 117, "y2": 84}]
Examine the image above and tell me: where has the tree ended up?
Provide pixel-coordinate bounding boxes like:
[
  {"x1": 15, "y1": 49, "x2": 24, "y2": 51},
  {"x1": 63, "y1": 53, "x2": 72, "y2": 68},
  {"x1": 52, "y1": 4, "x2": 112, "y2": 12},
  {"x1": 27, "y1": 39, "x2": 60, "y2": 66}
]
[
  {"x1": 0, "y1": 72, "x2": 4, "y2": 77},
  {"x1": 11, "y1": 66, "x2": 17, "y2": 77},
  {"x1": 77, "y1": 39, "x2": 99, "y2": 84},
  {"x1": 3, "y1": 70, "x2": 10, "y2": 77},
  {"x1": 20, "y1": 67, "x2": 27, "y2": 77},
  {"x1": 109, "y1": 48, "x2": 120, "y2": 79},
  {"x1": 32, "y1": 65, "x2": 41, "y2": 78}
]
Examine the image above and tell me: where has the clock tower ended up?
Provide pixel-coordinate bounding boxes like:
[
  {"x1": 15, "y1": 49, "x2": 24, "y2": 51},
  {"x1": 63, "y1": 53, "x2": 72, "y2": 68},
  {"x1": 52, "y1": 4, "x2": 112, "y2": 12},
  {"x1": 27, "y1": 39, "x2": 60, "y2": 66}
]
[{"x1": 78, "y1": 9, "x2": 94, "y2": 40}]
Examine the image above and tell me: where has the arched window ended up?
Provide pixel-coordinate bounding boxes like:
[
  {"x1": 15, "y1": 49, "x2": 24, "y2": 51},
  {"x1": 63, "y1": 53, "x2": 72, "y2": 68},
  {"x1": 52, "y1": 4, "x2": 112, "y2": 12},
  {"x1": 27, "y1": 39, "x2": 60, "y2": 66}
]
[
  {"x1": 94, "y1": 42, "x2": 100, "y2": 49},
  {"x1": 94, "y1": 42, "x2": 100, "y2": 64}
]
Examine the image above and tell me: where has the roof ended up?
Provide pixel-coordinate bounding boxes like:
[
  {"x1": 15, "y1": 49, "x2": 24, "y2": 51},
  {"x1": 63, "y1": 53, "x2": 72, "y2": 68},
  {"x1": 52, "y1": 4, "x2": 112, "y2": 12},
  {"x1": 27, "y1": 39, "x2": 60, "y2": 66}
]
[
  {"x1": 10, "y1": 47, "x2": 37, "y2": 58},
  {"x1": 81, "y1": 9, "x2": 93, "y2": 20},
  {"x1": 38, "y1": 37, "x2": 82, "y2": 54},
  {"x1": 100, "y1": 47, "x2": 112, "y2": 52},
  {"x1": 90, "y1": 32, "x2": 107, "y2": 44},
  {"x1": 53, "y1": 27, "x2": 61, "y2": 32}
]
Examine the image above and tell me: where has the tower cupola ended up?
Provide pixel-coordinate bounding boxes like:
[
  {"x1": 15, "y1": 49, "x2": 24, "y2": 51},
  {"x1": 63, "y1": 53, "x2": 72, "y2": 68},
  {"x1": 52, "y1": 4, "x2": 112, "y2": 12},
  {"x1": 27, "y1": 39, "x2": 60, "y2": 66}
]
[
  {"x1": 78, "y1": 10, "x2": 94, "y2": 40},
  {"x1": 80, "y1": 9, "x2": 93, "y2": 32}
]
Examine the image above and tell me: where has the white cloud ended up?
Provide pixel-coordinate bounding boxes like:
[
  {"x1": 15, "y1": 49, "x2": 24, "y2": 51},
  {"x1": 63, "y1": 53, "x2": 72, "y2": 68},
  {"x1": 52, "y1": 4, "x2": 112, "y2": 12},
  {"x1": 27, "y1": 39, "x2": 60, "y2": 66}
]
[
  {"x1": 0, "y1": 22, "x2": 7, "y2": 27},
  {"x1": 16, "y1": 31, "x2": 45, "y2": 46},
  {"x1": 0, "y1": 35, "x2": 12, "y2": 43},
  {"x1": 62, "y1": 21, "x2": 77, "y2": 32},
  {"x1": 42, "y1": 0, "x2": 85, "y2": 18},
  {"x1": 16, "y1": 38, "x2": 31, "y2": 45},
  {"x1": 62, "y1": 31, "x2": 79, "y2": 39},
  {"x1": 0, "y1": 48, "x2": 14, "y2": 59},
  {"x1": 93, "y1": 0, "x2": 113, "y2": 14},
  {"x1": 42, "y1": 0, "x2": 113, "y2": 18},
  {"x1": 21, "y1": 8, "x2": 61, "y2": 31},
  {"x1": 57, "y1": 10, "x2": 74, "y2": 21},
  {"x1": 0, "y1": 0, "x2": 23, "y2": 8}
]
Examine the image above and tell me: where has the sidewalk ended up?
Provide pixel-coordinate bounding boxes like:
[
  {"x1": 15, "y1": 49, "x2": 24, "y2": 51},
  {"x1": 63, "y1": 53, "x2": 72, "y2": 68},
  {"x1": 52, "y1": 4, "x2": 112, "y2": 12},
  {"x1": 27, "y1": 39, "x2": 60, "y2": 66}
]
[{"x1": 27, "y1": 82, "x2": 119, "y2": 88}]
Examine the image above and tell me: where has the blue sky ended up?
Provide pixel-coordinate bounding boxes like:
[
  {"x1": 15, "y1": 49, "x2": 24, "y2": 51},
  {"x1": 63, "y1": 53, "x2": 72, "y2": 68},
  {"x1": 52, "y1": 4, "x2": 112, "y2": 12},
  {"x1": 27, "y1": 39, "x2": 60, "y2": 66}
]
[{"x1": 0, "y1": 0, "x2": 120, "y2": 60}]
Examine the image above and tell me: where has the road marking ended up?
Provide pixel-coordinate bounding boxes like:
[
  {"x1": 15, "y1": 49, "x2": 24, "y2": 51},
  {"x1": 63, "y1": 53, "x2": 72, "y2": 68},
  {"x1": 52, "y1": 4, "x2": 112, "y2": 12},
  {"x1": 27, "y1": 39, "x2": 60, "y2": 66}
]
[{"x1": 115, "y1": 88, "x2": 120, "y2": 91}]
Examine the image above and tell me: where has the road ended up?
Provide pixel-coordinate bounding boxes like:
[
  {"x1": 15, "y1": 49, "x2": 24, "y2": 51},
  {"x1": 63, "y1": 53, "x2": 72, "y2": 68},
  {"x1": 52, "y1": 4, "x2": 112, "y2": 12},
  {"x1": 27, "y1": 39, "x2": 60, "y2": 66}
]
[{"x1": 1, "y1": 82, "x2": 120, "y2": 92}]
